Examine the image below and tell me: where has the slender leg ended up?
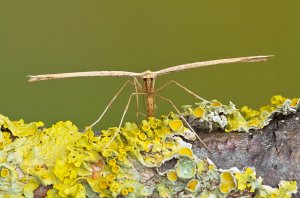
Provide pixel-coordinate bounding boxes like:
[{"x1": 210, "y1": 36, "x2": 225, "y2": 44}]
[
  {"x1": 133, "y1": 77, "x2": 143, "y2": 91},
  {"x1": 131, "y1": 77, "x2": 147, "y2": 120},
  {"x1": 138, "y1": 111, "x2": 147, "y2": 117},
  {"x1": 103, "y1": 92, "x2": 146, "y2": 150},
  {"x1": 85, "y1": 80, "x2": 132, "y2": 131},
  {"x1": 155, "y1": 94, "x2": 210, "y2": 152},
  {"x1": 134, "y1": 77, "x2": 147, "y2": 115},
  {"x1": 133, "y1": 79, "x2": 140, "y2": 123},
  {"x1": 156, "y1": 80, "x2": 211, "y2": 103}
]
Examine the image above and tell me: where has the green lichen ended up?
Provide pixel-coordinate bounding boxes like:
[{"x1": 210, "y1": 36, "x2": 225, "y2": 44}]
[{"x1": 175, "y1": 158, "x2": 196, "y2": 179}]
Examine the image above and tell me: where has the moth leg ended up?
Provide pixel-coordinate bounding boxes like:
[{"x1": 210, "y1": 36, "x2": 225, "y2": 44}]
[
  {"x1": 133, "y1": 77, "x2": 147, "y2": 117},
  {"x1": 155, "y1": 80, "x2": 211, "y2": 103},
  {"x1": 133, "y1": 78, "x2": 141, "y2": 123},
  {"x1": 133, "y1": 77, "x2": 143, "y2": 91},
  {"x1": 103, "y1": 92, "x2": 145, "y2": 150},
  {"x1": 155, "y1": 94, "x2": 210, "y2": 152},
  {"x1": 85, "y1": 80, "x2": 133, "y2": 131}
]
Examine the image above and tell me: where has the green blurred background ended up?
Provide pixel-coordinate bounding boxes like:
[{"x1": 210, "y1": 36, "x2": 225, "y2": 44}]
[{"x1": 0, "y1": 1, "x2": 299, "y2": 129}]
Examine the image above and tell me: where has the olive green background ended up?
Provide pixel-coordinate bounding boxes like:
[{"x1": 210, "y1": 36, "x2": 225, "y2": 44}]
[{"x1": 0, "y1": 1, "x2": 299, "y2": 129}]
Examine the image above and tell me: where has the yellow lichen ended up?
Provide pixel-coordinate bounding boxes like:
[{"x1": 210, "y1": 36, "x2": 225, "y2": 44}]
[
  {"x1": 150, "y1": 122, "x2": 158, "y2": 129},
  {"x1": 235, "y1": 167, "x2": 256, "y2": 191},
  {"x1": 54, "y1": 183, "x2": 86, "y2": 198},
  {"x1": 128, "y1": 186, "x2": 135, "y2": 193},
  {"x1": 106, "y1": 174, "x2": 116, "y2": 181},
  {"x1": 197, "y1": 161, "x2": 206, "y2": 174},
  {"x1": 124, "y1": 146, "x2": 132, "y2": 151},
  {"x1": 112, "y1": 165, "x2": 120, "y2": 174},
  {"x1": 208, "y1": 164, "x2": 216, "y2": 170},
  {"x1": 167, "y1": 170, "x2": 178, "y2": 182},
  {"x1": 186, "y1": 179, "x2": 200, "y2": 192},
  {"x1": 178, "y1": 147, "x2": 193, "y2": 159},
  {"x1": 102, "y1": 149, "x2": 112, "y2": 158},
  {"x1": 247, "y1": 118, "x2": 261, "y2": 128},
  {"x1": 67, "y1": 149, "x2": 86, "y2": 167},
  {"x1": 291, "y1": 98, "x2": 299, "y2": 107},
  {"x1": 169, "y1": 120, "x2": 183, "y2": 131},
  {"x1": 138, "y1": 133, "x2": 147, "y2": 140},
  {"x1": 157, "y1": 183, "x2": 172, "y2": 198},
  {"x1": 109, "y1": 181, "x2": 120, "y2": 192},
  {"x1": 119, "y1": 148, "x2": 126, "y2": 155},
  {"x1": 99, "y1": 180, "x2": 109, "y2": 189},
  {"x1": 141, "y1": 125, "x2": 150, "y2": 132},
  {"x1": 1, "y1": 168, "x2": 9, "y2": 177},
  {"x1": 0, "y1": 114, "x2": 43, "y2": 137},
  {"x1": 271, "y1": 95, "x2": 287, "y2": 106},
  {"x1": 133, "y1": 129, "x2": 141, "y2": 136},
  {"x1": 275, "y1": 181, "x2": 298, "y2": 198},
  {"x1": 0, "y1": 95, "x2": 298, "y2": 197},
  {"x1": 34, "y1": 165, "x2": 42, "y2": 171},
  {"x1": 23, "y1": 179, "x2": 39, "y2": 197},
  {"x1": 219, "y1": 172, "x2": 236, "y2": 194},
  {"x1": 117, "y1": 154, "x2": 126, "y2": 161},
  {"x1": 193, "y1": 107, "x2": 205, "y2": 118},
  {"x1": 108, "y1": 158, "x2": 117, "y2": 166},
  {"x1": 121, "y1": 188, "x2": 129, "y2": 196},
  {"x1": 225, "y1": 111, "x2": 248, "y2": 132},
  {"x1": 211, "y1": 101, "x2": 222, "y2": 107},
  {"x1": 2, "y1": 132, "x2": 10, "y2": 139},
  {"x1": 241, "y1": 106, "x2": 260, "y2": 120}
]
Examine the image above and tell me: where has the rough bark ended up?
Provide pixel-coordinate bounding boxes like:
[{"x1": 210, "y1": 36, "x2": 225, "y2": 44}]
[{"x1": 193, "y1": 110, "x2": 300, "y2": 192}]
